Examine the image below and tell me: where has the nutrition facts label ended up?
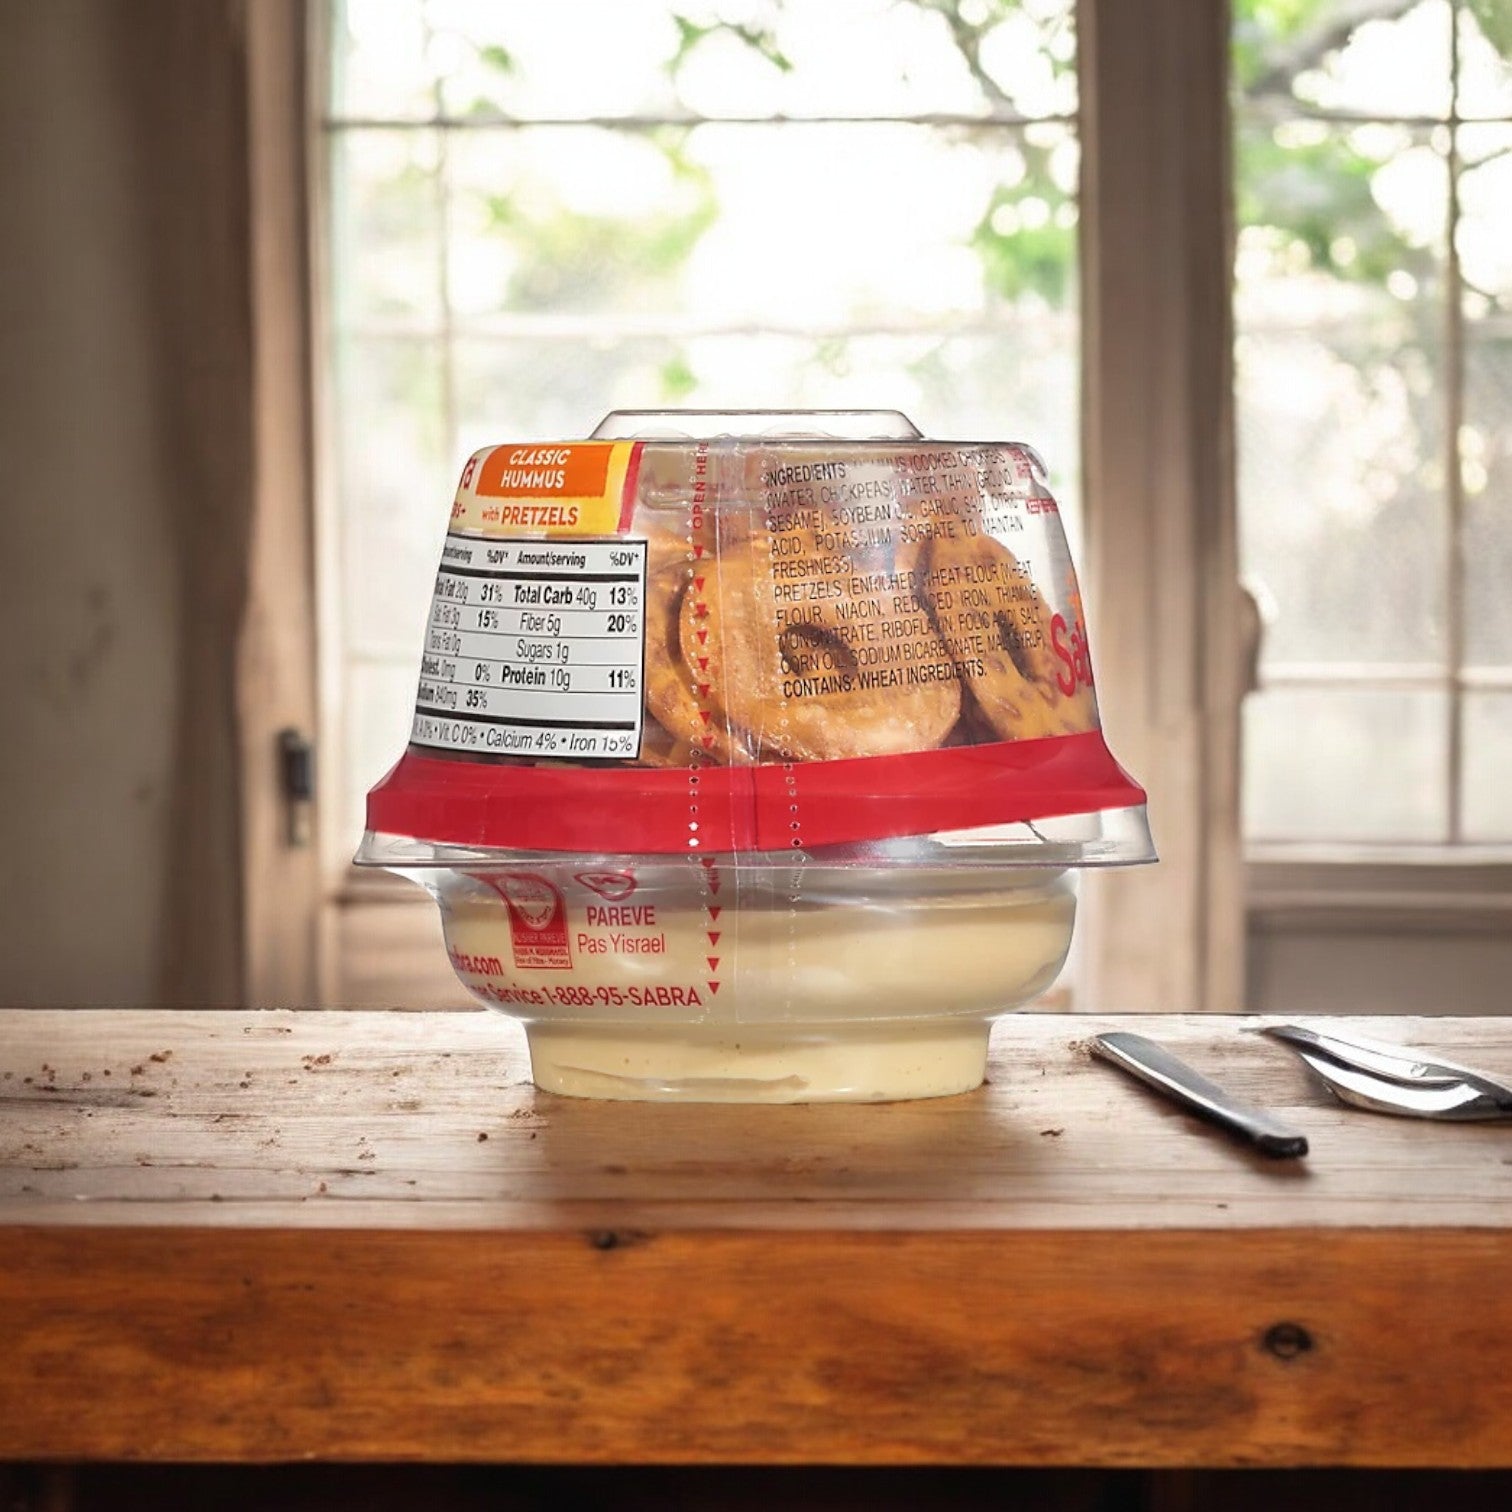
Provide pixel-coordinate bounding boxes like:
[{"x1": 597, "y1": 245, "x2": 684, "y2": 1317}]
[{"x1": 410, "y1": 534, "x2": 647, "y2": 761}]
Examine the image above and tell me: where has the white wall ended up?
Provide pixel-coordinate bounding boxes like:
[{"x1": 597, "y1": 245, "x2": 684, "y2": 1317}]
[{"x1": 0, "y1": 0, "x2": 183, "y2": 1005}]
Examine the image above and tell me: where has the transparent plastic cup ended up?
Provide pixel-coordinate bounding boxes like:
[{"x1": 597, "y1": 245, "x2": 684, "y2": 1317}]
[{"x1": 358, "y1": 410, "x2": 1153, "y2": 1102}]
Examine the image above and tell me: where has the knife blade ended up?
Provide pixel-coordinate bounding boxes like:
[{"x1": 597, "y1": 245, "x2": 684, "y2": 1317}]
[{"x1": 1091, "y1": 1031, "x2": 1309, "y2": 1159}]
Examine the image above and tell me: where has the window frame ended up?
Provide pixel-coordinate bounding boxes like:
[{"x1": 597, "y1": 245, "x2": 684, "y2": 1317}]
[
  {"x1": 1077, "y1": 0, "x2": 1245, "y2": 1012},
  {"x1": 237, "y1": 0, "x2": 324, "y2": 1007}
]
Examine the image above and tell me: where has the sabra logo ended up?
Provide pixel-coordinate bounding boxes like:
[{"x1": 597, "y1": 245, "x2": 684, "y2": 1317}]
[
  {"x1": 459, "y1": 454, "x2": 479, "y2": 491},
  {"x1": 1051, "y1": 613, "x2": 1094, "y2": 696},
  {"x1": 501, "y1": 875, "x2": 560, "y2": 930},
  {"x1": 573, "y1": 870, "x2": 638, "y2": 902}
]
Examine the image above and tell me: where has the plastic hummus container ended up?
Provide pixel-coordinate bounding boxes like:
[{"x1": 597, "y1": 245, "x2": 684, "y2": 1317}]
[{"x1": 357, "y1": 410, "x2": 1154, "y2": 1102}]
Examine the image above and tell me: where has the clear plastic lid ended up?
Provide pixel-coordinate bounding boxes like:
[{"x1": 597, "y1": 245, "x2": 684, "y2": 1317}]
[{"x1": 358, "y1": 410, "x2": 1153, "y2": 868}]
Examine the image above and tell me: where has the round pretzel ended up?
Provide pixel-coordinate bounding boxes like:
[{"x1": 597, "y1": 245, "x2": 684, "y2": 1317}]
[
  {"x1": 919, "y1": 529, "x2": 1097, "y2": 741},
  {"x1": 688, "y1": 524, "x2": 960, "y2": 762}
]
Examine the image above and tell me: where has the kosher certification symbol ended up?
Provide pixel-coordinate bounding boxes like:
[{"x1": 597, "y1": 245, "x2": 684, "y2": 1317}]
[{"x1": 472, "y1": 873, "x2": 573, "y2": 970}]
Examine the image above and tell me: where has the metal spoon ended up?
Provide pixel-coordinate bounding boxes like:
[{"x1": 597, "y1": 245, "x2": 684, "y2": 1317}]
[{"x1": 1260, "y1": 1023, "x2": 1512, "y2": 1122}]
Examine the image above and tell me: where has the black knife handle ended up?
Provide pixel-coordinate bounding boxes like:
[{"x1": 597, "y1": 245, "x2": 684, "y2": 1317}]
[{"x1": 1092, "y1": 1032, "x2": 1309, "y2": 1159}]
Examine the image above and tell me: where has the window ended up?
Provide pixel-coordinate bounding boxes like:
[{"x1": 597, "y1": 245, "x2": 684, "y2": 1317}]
[{"x1": 1235, "y1": 0, "x2": 1512, "y2": 853}]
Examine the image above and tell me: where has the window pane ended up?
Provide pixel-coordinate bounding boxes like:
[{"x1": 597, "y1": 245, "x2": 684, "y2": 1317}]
[
  {"x1": 1244, "y1": 687, "x2": 1449, "y2": 842},
  {"x1": 1463, "y1": 691, "x2": 1512, "y2": 841},
  {"x1": 1461, "y1": 124, "x2": 1512, "y2": 670},
  {"x1": 1236, "y1": 122, "x2": 1448, "y2": 668},
  {"x1": 330, "y1": 129, "x2": 444, "y2": 330},
  {"x1": 1235, "y1": 0, "x2": 1453, "y2": 117},
  {"x1": 1457, "y1": 3, "x2": 1512, "y2": 120},
  {"x1": 1465, "y1": 325, "x2": 1512, "y2": 671},
  {"x1": 335, "y1": 336, "x2": 451, "y2": 658},
  {"x1": 425, "y1": 0, "x2": 1075, "y2": 123},
  {"x1": 430, "y1": 0, "x2": 679, "y2": 120},
  {"x1": 1459, "y1": 123, "x2": 1512, "y2": 308},
  {"x1": 330, "y1": 0, "x2": 437, "y2": 121},
  {"x1": 443, "y1": 122, "x2": 1076, "y2": 330},
  {"x1": 443, "y1": 125, "x2": 722, "y2": 323}
]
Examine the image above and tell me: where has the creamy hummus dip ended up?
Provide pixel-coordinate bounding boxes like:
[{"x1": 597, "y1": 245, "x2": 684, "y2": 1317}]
[{"x1": 437, "y1": 872, "x2": 1075, "y2": 1101}]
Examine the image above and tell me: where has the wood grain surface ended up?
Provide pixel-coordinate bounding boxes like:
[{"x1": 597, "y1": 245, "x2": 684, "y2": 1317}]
[
  {"x1": 4, "y1": 1011, "x2": 1512, "y2": 1466},
  {"x1": 4, "y1": 1010, "x2": 1511, "y2": 1230},
  {"x1": 4, "y1": 1224, "x2": 1511, "y2": 1467}
]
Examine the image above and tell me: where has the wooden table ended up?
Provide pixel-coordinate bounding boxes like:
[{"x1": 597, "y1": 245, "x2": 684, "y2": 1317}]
[{"x1": 3, "y1": 1010, "x2": 1512, "y2": 1468}]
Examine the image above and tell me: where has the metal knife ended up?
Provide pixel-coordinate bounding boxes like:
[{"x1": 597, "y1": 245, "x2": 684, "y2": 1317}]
[{"x1": 1091, "y1": 1031, "x2": 1309, "y2": 1158}]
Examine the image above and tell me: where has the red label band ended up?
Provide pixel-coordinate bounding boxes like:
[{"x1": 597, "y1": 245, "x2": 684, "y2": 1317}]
[{"x1": 367, "y1": 732, "x2": 1147, "y2": 855}]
